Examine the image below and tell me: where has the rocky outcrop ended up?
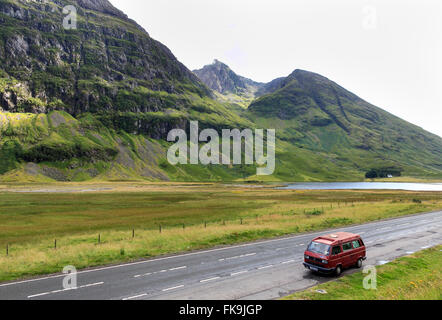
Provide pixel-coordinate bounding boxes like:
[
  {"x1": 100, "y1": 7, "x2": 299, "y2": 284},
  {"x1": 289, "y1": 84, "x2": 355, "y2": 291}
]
[
  {"x1": 193, "y1": 60, "x2": 263, "y2": 96},
  {"x1": 0, "y1": 0, "x2": 211, "y2": 115}
]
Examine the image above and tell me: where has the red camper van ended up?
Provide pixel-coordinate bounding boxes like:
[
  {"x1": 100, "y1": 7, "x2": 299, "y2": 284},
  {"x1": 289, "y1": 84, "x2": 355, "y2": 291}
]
[{"x1": 303, "y1": 232, "x2": 366, "y2": 276}]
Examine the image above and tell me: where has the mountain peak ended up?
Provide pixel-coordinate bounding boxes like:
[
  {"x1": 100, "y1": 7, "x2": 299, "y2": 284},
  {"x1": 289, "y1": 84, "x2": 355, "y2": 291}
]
[
  {"x1": 76, "y1": 0, "x2": 128, "y2": 19},
  {"x1": 193, "y1": 61, "x2": 263, "y2": 97}
]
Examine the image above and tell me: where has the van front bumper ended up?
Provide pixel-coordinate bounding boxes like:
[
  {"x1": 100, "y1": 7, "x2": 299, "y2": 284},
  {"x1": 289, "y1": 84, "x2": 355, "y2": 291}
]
[{"x1": 303, "y1": 262, "x2": 335, "y2": 274}]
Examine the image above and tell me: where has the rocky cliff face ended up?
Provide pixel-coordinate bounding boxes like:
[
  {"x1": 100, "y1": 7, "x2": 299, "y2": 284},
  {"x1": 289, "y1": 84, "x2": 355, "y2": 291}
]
[
  {"x1": 0, "y1": 0, "x2": 211, "y2": 115},
  {"x1": 193, "y1": 60, "x2": 263, "y2": 96}
]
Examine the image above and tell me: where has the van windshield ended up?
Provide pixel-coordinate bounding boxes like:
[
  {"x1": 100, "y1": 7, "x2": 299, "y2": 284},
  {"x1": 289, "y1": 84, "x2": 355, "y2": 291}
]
[{"x1": 307, "y1": 241, "x2": 331, "y2": 255}]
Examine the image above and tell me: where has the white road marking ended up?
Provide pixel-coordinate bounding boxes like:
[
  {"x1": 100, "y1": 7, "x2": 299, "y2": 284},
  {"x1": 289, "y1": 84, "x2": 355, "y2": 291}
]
[
  {"x1": 134, "y1": 266, "x2": 187, "y2": 278},
  {"x1": 28, "y1": 292, "x2": 52, "y2": 299},
  {"x1": 27, "y1": 282, "x2": 104, "y2": 299},
  {"x1": 281, "y1": 260, "x2": 295, "y2": 264},
  {"x1": 200, "y1": 277, "x2": 220, "y2": 283},
  {"x1": 123, "y1": 293, "x2": 148, "y2": 300},
  {"x1": 169, "y1": 266, "x2": 187, "y2": 271},
  {"x1": 162, "y1": 285, "x2": 184, "y2": 292},
  {"x1": 231, "y1": 271, "x2": 248, "y2": 276},
  {"x1": 258, "y1": 265, "x2": 273, "y2": 270},
  {"x1": 377, "y1": 260, "x2": 389, "y2": 266},
  {"x1": 406, "y1": 251, "x2": 415, "y2": 255},
  {"x1": 134, "y1": 272, "x2": 151, "y2": 278},
  {"x1": 219, "y1": 253, "x2": 256, "y2": 261}
]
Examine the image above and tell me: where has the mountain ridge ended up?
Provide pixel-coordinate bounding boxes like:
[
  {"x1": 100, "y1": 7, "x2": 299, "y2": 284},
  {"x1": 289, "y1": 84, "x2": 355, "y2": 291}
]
[{"x1": 0, "y1": 0, "x2": 441, "y2": 182}]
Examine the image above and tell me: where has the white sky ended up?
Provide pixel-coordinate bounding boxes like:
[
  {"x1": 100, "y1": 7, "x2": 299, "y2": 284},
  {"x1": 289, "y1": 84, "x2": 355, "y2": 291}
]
[{"x1": 109, "y1": 0, "x2": 442, "y2": 137}]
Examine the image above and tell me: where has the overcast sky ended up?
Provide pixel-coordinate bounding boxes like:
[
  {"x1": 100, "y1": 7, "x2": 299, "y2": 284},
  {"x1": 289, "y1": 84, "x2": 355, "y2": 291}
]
[{"x1": 110, "y1": 0, "x2": 442, "y2": 137}]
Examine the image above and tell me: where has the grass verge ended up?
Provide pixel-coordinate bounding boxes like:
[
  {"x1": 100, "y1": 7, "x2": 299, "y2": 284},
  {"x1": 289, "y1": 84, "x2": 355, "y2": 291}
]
[{"x1": 283, "y1": 246, "x2": 442, "y2": 300}]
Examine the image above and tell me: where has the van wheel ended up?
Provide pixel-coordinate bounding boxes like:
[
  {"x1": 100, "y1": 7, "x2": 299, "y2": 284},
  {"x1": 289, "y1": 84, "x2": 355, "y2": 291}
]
[
  {"x1": 335, "y1": 265, "x2": 342, "y2": 276},
  {"x1": 356, "y1": 258, "x2": 363, "y2": 268}
]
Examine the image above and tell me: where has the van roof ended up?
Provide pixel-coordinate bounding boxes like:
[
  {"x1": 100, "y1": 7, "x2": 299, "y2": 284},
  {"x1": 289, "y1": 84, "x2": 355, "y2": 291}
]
[{"x1": 314, "y1": 232, "x2": 360, "y2": 244}]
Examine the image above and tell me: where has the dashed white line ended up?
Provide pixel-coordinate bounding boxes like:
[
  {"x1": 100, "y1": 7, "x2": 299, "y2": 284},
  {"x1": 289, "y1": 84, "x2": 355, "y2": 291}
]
[
  {"x1": 162, "y1": 285, "x2": 184, "y2": 292},
  {"x1": 258, "y1": 265, "x2": 273, "y2": 270},
  {"x1": 281, "y1": 260, "x2": 295, "y2": 264},
  {"x1": 200, "y1": 277, "x2": 220, "y2": 283},
  {"x1": 134, "y1": 266, "x2": 187, "y2": 278},
  {"x1": 219, "y1": 253, "x2": 256, "y2": 261},
  {"x1": 134, "y1": 272, "x2": 151, "y2": 278},
  {"x1": 169, "y1": 266, "x2": 187, "y2": 271},
  {"x1": 231, "y1": 270, "x2": 248, "y2": 276},
  {"x1": 80, "y1": 282, "x2": 104, "y2": 288},
  {"x1": 123, "y1": 293, "x2": 148, "y2": 300},
  {"x1": 27, "y1": 282, "x2": 104, "y2": 299},
  {"x1": 28, "y1": 292, "x2": 52, "y2": 299}
]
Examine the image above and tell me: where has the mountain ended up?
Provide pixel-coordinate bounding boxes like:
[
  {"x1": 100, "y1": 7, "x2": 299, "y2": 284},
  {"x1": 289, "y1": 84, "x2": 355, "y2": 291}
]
[
  {"x1": 0, "y1": 0, "x2": 252, "y2": 181},
  {"x1": 0, "y1": 0, "x2": 441, "y2": 182},
  {"x1": 246, "y1": 69, "x2": 442, "y2": 179},
  {"x1": 193, "y1": 60, "x2": 263, "y2": 107},
  {"x1": 0, "y1": 0, "x2": 216, "y2": 115}
]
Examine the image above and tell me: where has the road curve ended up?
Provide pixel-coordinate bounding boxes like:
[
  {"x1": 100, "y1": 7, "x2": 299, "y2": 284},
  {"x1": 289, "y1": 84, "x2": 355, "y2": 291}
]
[{"x1": 0, "y1": 210, "x2": 441, "y2": 300}]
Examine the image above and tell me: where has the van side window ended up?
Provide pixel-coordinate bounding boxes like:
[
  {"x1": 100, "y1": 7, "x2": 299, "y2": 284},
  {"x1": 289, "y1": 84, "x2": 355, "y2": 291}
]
[
  {"x1": 342, "y1": 242, "x2": 352, "y2": 251},
  {"x1": 332, "y1": 246, "x2": 342, "y2": 255},
  {"x1": 352, "y1": 240, "x2": 361, "y2": 249},
  {"x1": 359, "y1": 239, "x2": 365, "y2": 246}
]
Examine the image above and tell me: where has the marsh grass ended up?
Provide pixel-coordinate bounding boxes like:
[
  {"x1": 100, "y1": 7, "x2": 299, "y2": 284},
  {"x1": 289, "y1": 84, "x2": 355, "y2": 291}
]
[{"x1": 0, "y1": 185, "x2": 441, "y2": 282}]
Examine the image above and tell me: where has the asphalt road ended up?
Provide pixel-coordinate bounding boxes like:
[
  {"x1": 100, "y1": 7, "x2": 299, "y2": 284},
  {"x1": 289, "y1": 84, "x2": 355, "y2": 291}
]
[{"x1": 0, "y1": 210, "x2": 441, "y2": 300}]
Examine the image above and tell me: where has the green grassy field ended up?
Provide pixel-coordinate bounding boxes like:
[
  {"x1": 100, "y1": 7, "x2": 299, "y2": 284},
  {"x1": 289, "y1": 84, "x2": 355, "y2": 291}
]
[
  {"x1": 0, "y1": 183, "x2": 441, "y2": 282},
  {"x1": 284, "y1": 246, "x2": 442, "y2": 300}
]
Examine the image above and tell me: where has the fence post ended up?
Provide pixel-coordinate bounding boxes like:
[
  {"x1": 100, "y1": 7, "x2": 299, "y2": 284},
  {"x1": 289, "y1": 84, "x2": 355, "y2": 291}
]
[
  {"x1": 6, "y1": 244, "x2": 8, "y2": 256},
  {"x1": 55, "y1": 239, "x2": 57, "y2": 250},
  {"x1": 98, "y1": 234, "x2": 101, "y2": 244},
  {"x1": 240, "y1": 218, "x2": 243, "y2": 225},
  {"x1": 159, "y1": 225, "x2": 162, "y2": 234},
  {"x1": 132, "y1": 229, "x2": 135, "y2": 239}
]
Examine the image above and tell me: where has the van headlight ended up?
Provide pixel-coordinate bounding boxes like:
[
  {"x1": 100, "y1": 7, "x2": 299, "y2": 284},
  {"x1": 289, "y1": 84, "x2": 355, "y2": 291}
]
[
  {"x1": 321, "y1": 260, "x2": 329, "y2": 264},
  {"x1": 305, "y1": 255, "x2": 309, "y2": 259}
]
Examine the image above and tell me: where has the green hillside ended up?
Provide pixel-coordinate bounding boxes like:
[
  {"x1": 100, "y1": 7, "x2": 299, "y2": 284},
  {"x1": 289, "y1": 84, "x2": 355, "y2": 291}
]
[
  {"x1": 0, "y1": 0, "x2": 441, "y2": 182},
  {"x1": 246, "y1": 70, "x2": 442, "y2": 179}
]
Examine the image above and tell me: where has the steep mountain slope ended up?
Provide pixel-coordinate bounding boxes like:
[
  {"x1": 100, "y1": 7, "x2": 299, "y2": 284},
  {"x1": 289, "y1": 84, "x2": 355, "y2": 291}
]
[
  {"x1": 0, "y1": 0, "x2": 255, "y2": 181},
  {"x1": 193, "y1": 60, "x2": 263, "y2": 107},
  {"x1": 0, "y1": 0, "x2": 251, "y2": 134},
  {"x1": 0, "y1": 1, "x2": 441, "y2": 182},
  {"x1": 0, "y1": 0, "x2": 216, "y2": 114},
  {"x1": 247, "y1": 69, "x2": 442, "y2": 178}
]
